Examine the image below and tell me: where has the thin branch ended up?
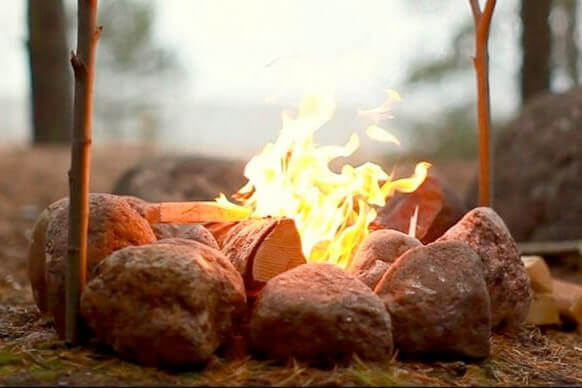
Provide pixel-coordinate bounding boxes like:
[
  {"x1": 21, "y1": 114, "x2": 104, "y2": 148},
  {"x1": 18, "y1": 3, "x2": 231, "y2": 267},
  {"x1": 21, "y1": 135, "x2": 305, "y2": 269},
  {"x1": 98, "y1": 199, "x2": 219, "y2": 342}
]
[
  {"x1": 65, "y1": 0, "x2": 101, "y2": 345},
  {"x1": 479, "y1": 0, "x2": 497, "y2": 38},
  {"x1": 469, "y1": 0, "x2": 482, "y2": 25},
  {"x1": 469, "y1": 0, "x2": 496, "y2": 207}
]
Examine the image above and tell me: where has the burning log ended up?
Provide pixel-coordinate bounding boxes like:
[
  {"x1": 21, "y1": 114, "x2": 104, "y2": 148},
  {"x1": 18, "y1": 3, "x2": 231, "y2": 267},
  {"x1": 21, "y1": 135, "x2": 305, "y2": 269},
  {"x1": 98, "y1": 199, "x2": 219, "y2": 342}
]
[
  {"x1": 140, "y1": 201, "x2": 306, "y2": 287},
  {"x1": 149, "y1": 201, "x2": 250, "y2": 224},
  {"x1": 221, "y1": 218, "x2": 306, "y2": 289}
]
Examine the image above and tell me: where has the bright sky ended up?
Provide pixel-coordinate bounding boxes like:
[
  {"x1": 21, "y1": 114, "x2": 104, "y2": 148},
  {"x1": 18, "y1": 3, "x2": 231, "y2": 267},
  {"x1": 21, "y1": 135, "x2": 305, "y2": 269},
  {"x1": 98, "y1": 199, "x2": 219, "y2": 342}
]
[{"x1": 0, "y1": 0, "x2": 521, "y2": 154}]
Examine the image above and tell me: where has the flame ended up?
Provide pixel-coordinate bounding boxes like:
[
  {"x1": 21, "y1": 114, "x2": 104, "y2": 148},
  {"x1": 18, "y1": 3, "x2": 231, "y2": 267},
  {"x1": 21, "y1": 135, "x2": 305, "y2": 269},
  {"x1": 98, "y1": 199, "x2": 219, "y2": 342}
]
[{"x1": 219, "y1": 92, "x2": 430, "y2": 268}]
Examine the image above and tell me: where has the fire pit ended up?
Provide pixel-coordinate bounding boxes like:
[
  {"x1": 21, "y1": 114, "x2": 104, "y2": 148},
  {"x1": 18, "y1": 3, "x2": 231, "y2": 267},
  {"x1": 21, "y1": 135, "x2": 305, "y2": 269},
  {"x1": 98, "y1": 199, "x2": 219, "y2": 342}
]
[{"x1": 28, "y1": 93, "x2": 533, "y2": 368}]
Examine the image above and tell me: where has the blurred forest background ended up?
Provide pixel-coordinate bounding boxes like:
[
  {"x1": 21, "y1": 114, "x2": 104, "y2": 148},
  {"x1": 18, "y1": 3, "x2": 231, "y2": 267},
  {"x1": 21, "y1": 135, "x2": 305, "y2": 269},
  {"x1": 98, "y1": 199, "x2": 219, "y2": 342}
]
[{"x1": 0, "y1": 0, "x2": 578, "y2": 161}]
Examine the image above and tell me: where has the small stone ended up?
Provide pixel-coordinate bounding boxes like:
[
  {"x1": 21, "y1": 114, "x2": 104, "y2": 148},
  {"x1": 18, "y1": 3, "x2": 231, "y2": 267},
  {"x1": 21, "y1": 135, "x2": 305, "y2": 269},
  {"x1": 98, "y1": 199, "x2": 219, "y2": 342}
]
[
  {"x1": 151, "y1": 223, "x2": 219, "y2": 249},
  {"x1": 249, "y1": 263, "x2": 393, "y2": 364},
  {"x1": 375, "y1": 241, "x2": 491, "y2": 359},
  {"x1": 348, "y1": 230, "x2": 421, "y2": 289},
  {"x1": 438, "y1": 207, "x2": 533, "y2": 329},
  {"x1": 81, "y1": 242, "x2": 246, "y2": 367},
  {"x1": 43, "y1": 193, "x2": 156, "y2": 338}
]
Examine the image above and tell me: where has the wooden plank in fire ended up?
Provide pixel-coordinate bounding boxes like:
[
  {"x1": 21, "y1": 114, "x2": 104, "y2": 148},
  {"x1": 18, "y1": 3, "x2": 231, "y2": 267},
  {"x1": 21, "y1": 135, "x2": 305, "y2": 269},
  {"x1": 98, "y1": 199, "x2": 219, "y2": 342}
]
[{"x1": 150, "y1": 201, "x2": 251, "y2": 224}]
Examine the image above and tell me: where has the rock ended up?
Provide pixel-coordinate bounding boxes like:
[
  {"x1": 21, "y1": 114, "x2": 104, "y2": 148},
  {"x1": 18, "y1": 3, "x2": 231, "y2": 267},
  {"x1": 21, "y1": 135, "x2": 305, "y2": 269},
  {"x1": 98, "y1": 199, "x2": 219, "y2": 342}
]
[
  {"x1": 374, "y1": 175, "x2": 467, "y2": 244},
  {"x1": 151, "y1": 223, "x2": 219, "y2": 249},
  {"x1": 348, "y1": 230, "x2": 422, "y2": 289},
  {"x1": 249, "y1": 263, "x2": 393, "y2": 363},
  {"x1": 438, "y1": 207, "x2": 533, "y2": 329},
  {"x1": 43, "y1": 193, "x2": 156, "y2": 338},
  {"x1": 466, "y1": 89, "x2": 582, "y2": 241},
  {"x1": 27, "y1": 198, "x2": 68, "y2": 313},
  {"x1": 112, "y1": 156, "x2": 246, "y2": 202},
  {"x1": 375, "y1": 241, "x2": 491, "y2": 359},
  {"x1": 121, "y1": 195, "x2": 158, "y2": 224},
  {"x1": 81, "y1": 242, "x2": 246, "y2": 367}
]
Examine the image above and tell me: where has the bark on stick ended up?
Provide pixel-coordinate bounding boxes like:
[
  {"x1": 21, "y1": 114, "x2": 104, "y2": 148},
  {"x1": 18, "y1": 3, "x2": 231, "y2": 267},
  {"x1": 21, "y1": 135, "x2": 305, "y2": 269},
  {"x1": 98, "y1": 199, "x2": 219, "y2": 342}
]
[
  {"x1": 469, "y1": 0, "x2": 496, "y2": 207},
  {"x1": 65, "y1": 0, "x2": 101, "y2": 345}
]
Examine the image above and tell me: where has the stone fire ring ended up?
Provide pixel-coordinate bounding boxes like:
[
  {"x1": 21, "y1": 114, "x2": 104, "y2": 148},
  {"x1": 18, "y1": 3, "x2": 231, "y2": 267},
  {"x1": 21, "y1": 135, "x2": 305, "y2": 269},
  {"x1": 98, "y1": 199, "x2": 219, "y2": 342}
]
[{"x1": 28, "y1": 195, "x2": 532, "y2": 367}]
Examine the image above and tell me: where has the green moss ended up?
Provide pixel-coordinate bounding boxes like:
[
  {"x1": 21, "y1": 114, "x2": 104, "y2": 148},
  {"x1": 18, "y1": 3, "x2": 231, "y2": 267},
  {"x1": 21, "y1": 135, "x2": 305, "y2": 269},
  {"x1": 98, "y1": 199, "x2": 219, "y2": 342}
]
[{"x1": 0, "y1": 350, "x2": 20, "y2": 367}]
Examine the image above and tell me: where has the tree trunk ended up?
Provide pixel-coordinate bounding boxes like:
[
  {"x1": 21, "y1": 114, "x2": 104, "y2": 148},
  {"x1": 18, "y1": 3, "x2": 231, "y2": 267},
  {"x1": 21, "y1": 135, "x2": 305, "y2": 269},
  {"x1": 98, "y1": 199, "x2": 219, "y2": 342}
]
[
  {"x1": 27, "y1": 0, "x2": 72, "y2": 144},
  {"x1": 520, "y1": 0, "x2": 552, "y2": 103}
]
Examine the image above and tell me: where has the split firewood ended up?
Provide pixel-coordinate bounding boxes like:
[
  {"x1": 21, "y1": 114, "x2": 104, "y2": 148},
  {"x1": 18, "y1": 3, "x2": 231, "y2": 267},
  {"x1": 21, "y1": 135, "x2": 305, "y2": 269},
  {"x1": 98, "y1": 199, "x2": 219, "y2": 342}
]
[
  {"x1": 203, "y1": 221, "x2": 239, "y2": 248},
  {"x1": 221, "y1": 218, "x2": 306, "y2": 289},
  {"x1": 521, "y1": 255, "x2": 553, "y2": 293},
  {"x1": 149, "y1": 201, "x2": 251, "y2": 224},
  {"x1": 552, "y1": 279, "x2": 582, "y2": 332},
  {"x1": 525, "y1": 293, "x2": 561, "y2": 326}
]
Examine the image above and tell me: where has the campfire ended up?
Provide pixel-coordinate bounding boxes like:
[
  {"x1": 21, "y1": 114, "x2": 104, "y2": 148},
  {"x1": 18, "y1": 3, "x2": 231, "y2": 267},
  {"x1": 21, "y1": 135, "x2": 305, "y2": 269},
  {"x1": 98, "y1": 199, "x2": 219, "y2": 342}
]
[
  {"x1": 30, "y1": 90, "x2": 539, "y2": 367},
  {"x1": 28, "y1": 0, "x2": 582, "y2": 372}
]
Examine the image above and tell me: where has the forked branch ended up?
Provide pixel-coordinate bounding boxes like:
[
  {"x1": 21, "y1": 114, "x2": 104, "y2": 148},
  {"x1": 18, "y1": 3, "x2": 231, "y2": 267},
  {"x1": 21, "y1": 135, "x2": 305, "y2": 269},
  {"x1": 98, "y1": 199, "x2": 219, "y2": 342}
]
[{"x1": 469, "y1": 0, "x2": 497, "y2": 207}]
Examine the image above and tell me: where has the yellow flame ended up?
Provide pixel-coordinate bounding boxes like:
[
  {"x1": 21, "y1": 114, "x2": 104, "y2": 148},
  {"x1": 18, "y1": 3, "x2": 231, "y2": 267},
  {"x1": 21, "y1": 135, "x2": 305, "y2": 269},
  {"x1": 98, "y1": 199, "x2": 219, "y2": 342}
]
[
  {"x1": 220, "y1": 92, "x2": 430, "y2": 268},
  {"x1": 365, "y1": 124, "x2": 401, "y2": 146}
]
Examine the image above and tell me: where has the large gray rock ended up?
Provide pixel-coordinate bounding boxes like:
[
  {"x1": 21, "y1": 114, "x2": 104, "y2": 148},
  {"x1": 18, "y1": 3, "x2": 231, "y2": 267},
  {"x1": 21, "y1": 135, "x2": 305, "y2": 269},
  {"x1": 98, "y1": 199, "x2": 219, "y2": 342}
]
[
  {"x1": 375, "y1": 241, "x2": 491, "y2": 359},
  {"x1": 112, "y1": 156, "x2": 246, "y2": 202},
  {"x1": 40, "y1": 194, "x2": 156, "y2": 338},
  {"x1": 467, "y1": 89, "x2": 582, "y2": 241},
  {"x1": 348, "y1": 230, "x2": 422, "y2": 289},
  {"x1": 249, "y1": 263, "x2": 393, "y2": 364},
  {"x1": 439, "y1": 207, "x2": 532, "y2": 329},
  {"x1": 81, "y1": 241, "x2": 246, "y2": 367}
]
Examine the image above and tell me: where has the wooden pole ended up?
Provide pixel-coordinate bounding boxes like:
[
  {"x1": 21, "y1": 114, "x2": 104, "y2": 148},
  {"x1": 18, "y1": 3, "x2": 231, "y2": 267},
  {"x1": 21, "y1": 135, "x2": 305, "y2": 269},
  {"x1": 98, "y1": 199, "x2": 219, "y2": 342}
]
[
  {"x1": 65, "y1": 0, "x2": 101, "y2": 345},
  {"x1": 469, "y1": 0, "x2": 497, "y2": 207}
]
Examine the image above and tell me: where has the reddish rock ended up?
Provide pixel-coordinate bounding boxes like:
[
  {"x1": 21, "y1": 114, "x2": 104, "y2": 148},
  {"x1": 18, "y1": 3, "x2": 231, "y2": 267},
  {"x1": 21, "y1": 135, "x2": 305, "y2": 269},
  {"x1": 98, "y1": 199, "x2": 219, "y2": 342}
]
[
  {"x1": 121, "y1": 195, "x2": 158, "y2": 224},
  {"x1": 151, "y1": 223, "x2": 219, "y2": 249},
  {"x1": 43, "y1": 193, "x2": 156, "y2": 338},
  {"x1": 374, "y1": 175, "x2": 467, "y2": 243},
  {"x1": 249, "y1": 263, "x2": 393, "y2": 364},
  {"x1": 375, "y1": 241, "x2": 491, "y2": 359},
  {"x1": 27, "y1": 198, "x2": 68, "y2": 313},
  {"x1": 81, "y1": 242, "x2": 246, "y2": 367},
  {"x1": 438, "y1": 207, "x2": 533, "y2": 329},
  {"x1": 348, "y1": 230, "x2": 421, "y2": 289}
]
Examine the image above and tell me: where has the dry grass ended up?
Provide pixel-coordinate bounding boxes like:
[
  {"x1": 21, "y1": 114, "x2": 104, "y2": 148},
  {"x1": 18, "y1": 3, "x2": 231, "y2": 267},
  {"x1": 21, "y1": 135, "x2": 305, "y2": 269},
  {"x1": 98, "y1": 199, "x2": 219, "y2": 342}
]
[{"x1": 0, "y1": 144, "x2": 581, "y2": 386}]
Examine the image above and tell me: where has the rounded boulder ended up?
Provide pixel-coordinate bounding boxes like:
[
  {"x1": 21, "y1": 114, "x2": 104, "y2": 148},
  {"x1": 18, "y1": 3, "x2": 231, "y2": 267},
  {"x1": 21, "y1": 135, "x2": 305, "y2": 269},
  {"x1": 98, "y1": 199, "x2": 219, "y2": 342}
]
[
  {"x1": 348, "y1": 230, "x2": 422, "y2": 289},
  {"x1": 151, "y1": 223, "x2": 219, "y2": 249},
  {"x1": 43, "y1": 193, "x2": 156, "y2": 338},
  {"x1": 438, "y1": 207, "x2": 533, "y2": 329},
  {"x1": 81, "y1": 241, "x2": 247, "y2": 367},
  {"x1": 375, "y1": 241, "x2": 491, "y2": 359},
  {"x1": 249, "y1": 263, "x2": 393, "y2": 364}
]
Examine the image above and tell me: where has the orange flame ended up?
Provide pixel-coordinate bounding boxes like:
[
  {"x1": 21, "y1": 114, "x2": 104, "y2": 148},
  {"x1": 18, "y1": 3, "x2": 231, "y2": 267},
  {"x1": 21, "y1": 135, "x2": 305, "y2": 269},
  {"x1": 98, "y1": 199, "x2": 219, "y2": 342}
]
[{"x1": 218, "y1": 92, "x2": 430, "y2": 268}]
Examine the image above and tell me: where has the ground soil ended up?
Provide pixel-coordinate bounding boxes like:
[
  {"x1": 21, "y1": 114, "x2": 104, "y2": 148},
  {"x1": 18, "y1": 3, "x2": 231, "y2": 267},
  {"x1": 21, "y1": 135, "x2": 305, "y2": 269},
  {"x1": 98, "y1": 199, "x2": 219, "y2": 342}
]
[{"x1": 1, "y1": 144, "x2": 581, "y2": 386}]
